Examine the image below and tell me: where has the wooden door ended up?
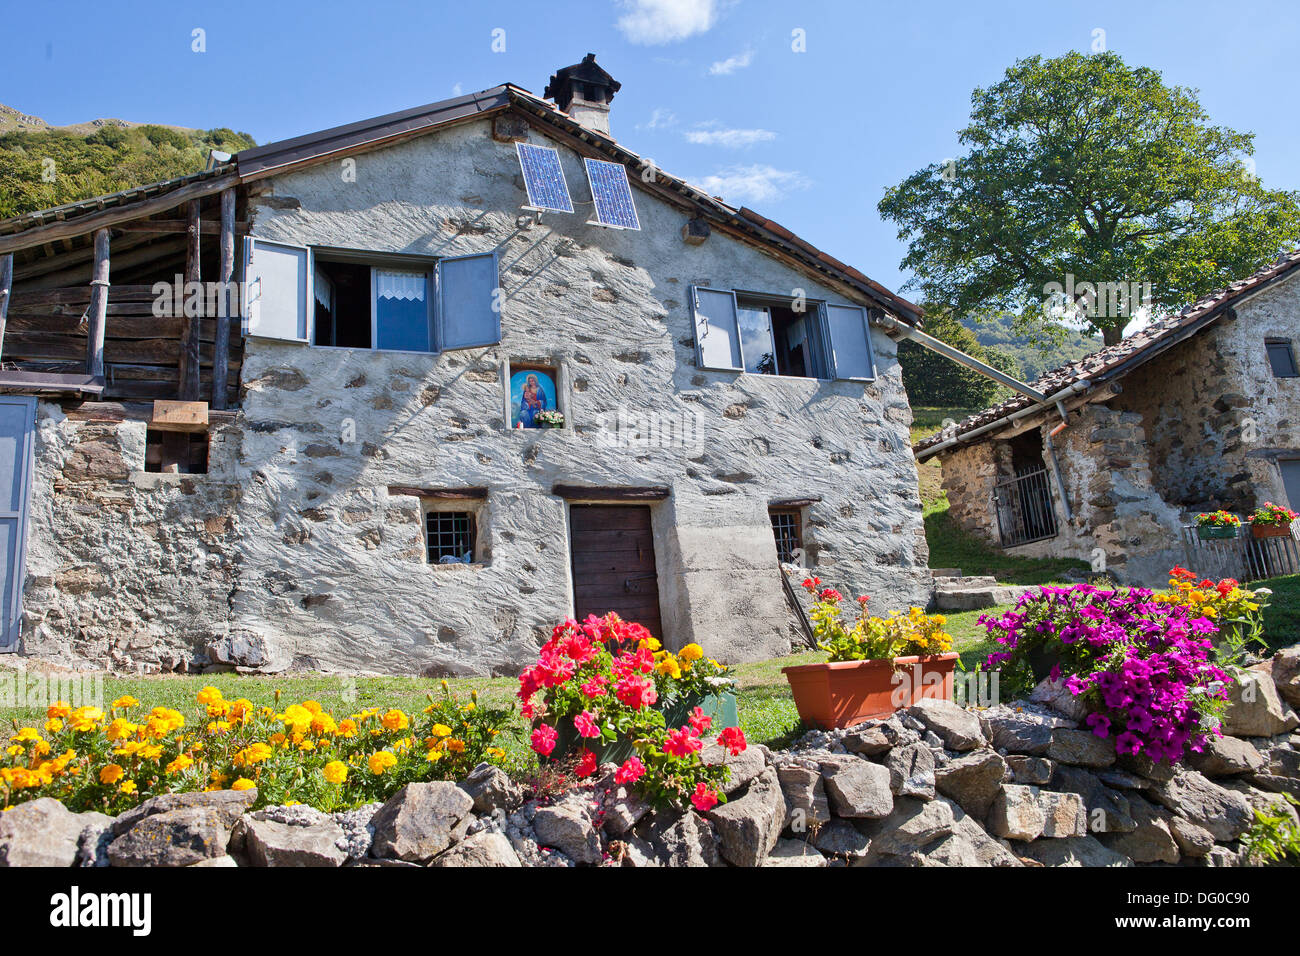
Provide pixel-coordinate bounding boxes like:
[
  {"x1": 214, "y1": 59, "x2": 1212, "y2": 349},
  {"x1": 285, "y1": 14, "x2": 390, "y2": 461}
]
[
  {"x1": 569, "y1": 505, "x2": 663, "y2": 639},
  {"x1": 0, "y1": 397, "x2": 35, "y2": 651}
]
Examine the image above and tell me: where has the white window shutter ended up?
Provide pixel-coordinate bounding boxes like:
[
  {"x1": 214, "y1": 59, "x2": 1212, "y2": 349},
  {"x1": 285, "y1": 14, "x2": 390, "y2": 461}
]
[
  {"x1": 243, "y1": 238, "x2": 311, "y2": 341},
  {"x1": 690, "y1": 286, "x2": 743, "y2": 371},
  {"x1": 436, "y1": 253, "x2": 500, "y2": 351},
  {"x1": 825, "y1": 303, "x2": 876, "y2": 380}
]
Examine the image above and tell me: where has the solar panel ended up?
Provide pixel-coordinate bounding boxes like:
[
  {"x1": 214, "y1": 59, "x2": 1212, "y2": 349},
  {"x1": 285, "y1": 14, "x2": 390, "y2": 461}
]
[
  {"x1": 515, "y1": 143, "x2": 574, "y2": 214},
  {"x1": 584, "y1": 158, "x2": 641, "y2": 230}
]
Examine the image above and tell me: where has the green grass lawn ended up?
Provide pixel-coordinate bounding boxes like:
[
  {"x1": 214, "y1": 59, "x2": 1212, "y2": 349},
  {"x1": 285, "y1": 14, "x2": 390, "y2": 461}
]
[{"x1": 1255, "y1": 573, "x2": 1300, "y2": 652}]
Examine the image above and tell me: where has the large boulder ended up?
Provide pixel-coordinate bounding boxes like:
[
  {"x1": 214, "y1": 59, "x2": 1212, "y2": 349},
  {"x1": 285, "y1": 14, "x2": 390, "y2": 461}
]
[
  {"x1": 1097, "y1": 796, "x2": 1179, "y2": 864},
  {"x1": 1149, "y1": 770, "x2": 1253, "y2": 842},
  {"x1": 1006, "y1": 755, "x2": 1053, "y2": 785},
  {"x1": 819, "y1": 757, "x2": 894, "y2": 819},
  {"x1": 645, "y1": 811, "x2": 719, "y2": 867},
  {"x1": 1169, "y1": 816, "x2": 1215, "y2": 858},
  {"x1": 1271, "y1": 645, "x2": 1300, "y2": 708},
  {"x1": 238, "y1": 817, "x2": 348, "y2": 867},
  {"x1": 906, "y1": 699, "x2": 985, "y2": 751},
  {"x1": 700, "y1": 741, "x2": 767, "y2": 795},
  {"x1": 1047, "y1": 729, "x2": 1116, "y2": 768},
  {"x1": 0, "y1": 798, "x2": 86, "y2": 867},
  {"x1": 1051, "y1": 764, "x2": 1137, "y2": 834},
  {"x1": 935, "y1": 749, "x2": 1007, "y2": 820},
  {"x1": 765, "y1": 838, "x2": 827, "y2": 867},
  {"x1": 458, "y1": 763, "x2": 523, "y2": 814},
  {"x1": 1222, "y1": 668, "x2": 1299, "y2": 737},
  {"x1": 707, "y1": 767, "x2": 786, "y2": 867},
  {"x1": 842, "y1": 726, "x2": 892, "y2": 756},
  {"x1": 532, "y1": 795, "x2": 603, "y2": 865},
  {"x1": 1015, "y1": 835, "x2": 1133, "y2": 867},
  {"x1": 776, "y1": 764, "x2": 831, "y2": 830},
  {"x1": 108, "y1": 806, "x2": 240, "y2": 867},
  {"x1": 980, "y1": 705, "x2": 1075, "y2": 755},
  {"x1": 814, "y1": 819, "x2": 871, "y2": 859},
  {"x1": 110, "y1": 788, "x2": 257, "y2": 837},
  {"x1": 943, "y1": 798, "x2": 1022, "y2": 867},
  {"x1": 369, "y1": 782, "x2": 474, "y2": 864},
  {"x1": 988, "y1": 785, "x2": 1085, "y2": 840},
  {"x1": 1188, "y1": 735, "x2": 1265, "y2": 777},
  {"x1": 886, "y1": 743, "x2": 936, "y2": 800},
  {"x1": 860, "y1": 797, "x2": 955, "y2": 860},
  {"x1": 430, "y1": 831, "x2": 522, "y2": 867}
]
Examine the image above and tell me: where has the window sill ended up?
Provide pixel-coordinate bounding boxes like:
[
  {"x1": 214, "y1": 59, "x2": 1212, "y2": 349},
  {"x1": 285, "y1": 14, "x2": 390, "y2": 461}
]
[{"x1": 130, "y1": 471, "x2": 206, "y2": 489}]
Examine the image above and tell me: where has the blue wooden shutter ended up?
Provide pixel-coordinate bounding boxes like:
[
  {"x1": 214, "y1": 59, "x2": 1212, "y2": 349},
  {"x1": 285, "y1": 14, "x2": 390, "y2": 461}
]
[
  {"x1": 436, "y1": 253, "x2": 500, "y2": 351},
  {"x1": 0, "y1": 397, "x2": 36, "y2": 651},
  {"x1": 690, "y1": 286, "x2": 743, "y2": 371},
  {"x1": 825, "y1": 303, "x2": 876, "y2": 380}
]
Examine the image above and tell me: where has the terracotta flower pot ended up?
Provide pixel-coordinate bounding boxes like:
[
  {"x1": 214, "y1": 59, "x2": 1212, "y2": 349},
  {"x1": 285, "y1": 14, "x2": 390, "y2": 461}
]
[
  {"x1": 782, "y1": 653, "x2": 960, "y2": 730},
  {"x1": 1251, "y1": 522, "x2": 1292, "y2": 539}
]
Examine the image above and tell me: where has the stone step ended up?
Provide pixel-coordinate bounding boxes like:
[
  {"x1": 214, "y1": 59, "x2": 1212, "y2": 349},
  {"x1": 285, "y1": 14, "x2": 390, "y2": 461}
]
[{"x1": 934, "y1": 584, "x2": 1034, "y2": 612}]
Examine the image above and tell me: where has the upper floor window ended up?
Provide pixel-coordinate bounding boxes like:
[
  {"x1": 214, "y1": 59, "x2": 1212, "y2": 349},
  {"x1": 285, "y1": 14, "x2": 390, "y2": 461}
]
[
  {"x1": 243, "y1": 239, "x2": 500, "y2": 354},
  {"x1": 690, "y1": 286, "x2": 875, "y2": 381},
  {"x1": 1266, "y1": 339, "x2": 1298, "y2": 378}
]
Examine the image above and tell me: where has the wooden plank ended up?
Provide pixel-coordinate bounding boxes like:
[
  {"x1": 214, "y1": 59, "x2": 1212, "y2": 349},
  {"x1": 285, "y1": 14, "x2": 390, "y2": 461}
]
[
  {"x1": 115, "y1": 219, "x2": 247, "y2": 235},
  {"x1": 7, "y1": 314, "x2": 241, "y2": 341},
  {"x1": 7, "y1": 285, "x2": 157, "y2": 306},
  {"x1": 553, "y1": 484, "x2": 670, "y2": 501},
  {"x1": 769, "y1": 497, "x2": 821, "y2": 508},
  {"x1": 86, "y1": 229, "x2": 109, "y2": 377},
  {"x1": 212, "y1": 188, "x2": 235, "y2": 410},
  {"x1": 0, "y1": 253, "x2": 11, "y2": 360},
  {"x1": 571, "y1": 550, "x2": 658, "y2": 573},
  {"x1": 150, "y1": 399, "x2": 209, "y2": 433},
  {"x1": 178, "y1": 200, "x2": 201, "y2": 400},
  {"x1": 62, "y1": 400, "x2": 237, "y2": 425},
  {"x1": 386, "y1": 485, "x2": 488, "y2": 500}
]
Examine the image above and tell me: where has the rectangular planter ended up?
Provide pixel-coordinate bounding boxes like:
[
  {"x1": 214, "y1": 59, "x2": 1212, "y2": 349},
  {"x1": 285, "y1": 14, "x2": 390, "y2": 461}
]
[
  {"x1": 1197, "y1": 525, "x2": 1240, "y2": 540},
  {"x1": 1251, "y1": 523, "x2": 1292, "y2": 539},
  {"x1": 782, "y1": 653, "x2": 960, "y2": 730}
]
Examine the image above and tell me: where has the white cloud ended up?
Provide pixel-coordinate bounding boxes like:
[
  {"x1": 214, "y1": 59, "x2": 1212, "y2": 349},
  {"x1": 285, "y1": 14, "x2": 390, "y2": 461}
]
[
  {"x1": 708, "y1": 49, "x2": 753, "y2": 75},
  {"x1": 615, "y1": 0, "x2": 719, "y2": 45},
  {"x1": 685, "y1": 124, "x2": 775, "y2": 147},
  {"x1": 693, "y1": 164, "x2": 811, "y2": 204},
  {"x1": 639, "y1": 107, "x2": 678, "y2": 130}
]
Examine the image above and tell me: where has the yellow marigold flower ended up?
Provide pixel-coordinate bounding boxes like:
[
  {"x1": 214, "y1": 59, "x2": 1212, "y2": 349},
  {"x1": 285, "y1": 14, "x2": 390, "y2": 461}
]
[
  {"x1": 270, "y1": 732, "x2": 287, "y2": 746},
  {"x1": 323, "y1": 760, "x2": 348, "y2": 785},
  {"x1": 368, "y1": 751, "x2": 397, "y2": 775},
  {"x1": 233, "y1": 742, "x2": 273, "y2": 767},
  {"x1": 446, "y1": 738, "x2": 465, "y2": 753},
  {"x1": 150, "y1": 708, "x2": 185, "y2": 732},
  {"x1": 105, "y1": 718, "x2": 136, "y2": 742},
  {"x1": 69, "y1": 707, "x2": 104, "y2": 732},
  {"x1": 227, "y1": 698, "x2": 254, "y2": 721},
  {"x1": 210, "y1": 770, "x2": 229, "y2": 785},
  {"x1": 46, "y1": 702, "x2": 72, "y2": 720},
  {"x1": 431, "y1": 723, "x2": 453, "y2": 738},
  {"x1": 679, "y1": 643, "x2": 703, "y2": 662},
  {"x1": 310, "y1": 713, "x2": 337, "y2": 736},
  {"x1": 112, "y1": 695, "x2": 140, "y2": 709},
  {"x1": 381, "y1": 709, "x2": 409, "y2": 731},
  {"x1": 99, "y1": 763, "x2": 125, "y2": 785},
  {"x1": 207, "y1": 721, "x2": 232, "y2": 735},
  {"x1": 302, "y1": 700, "x2": 323, "y2": 715},
  {"x1": 44, "y1": 718, "x2": 63, "y2": 733},
  {"x1": 196, "y1": 687, "x2": 224, "y2": 707},
  {"x1": 206, "y1": 699, "x2": 231, "y2": 718},
  {"x1": 336, "y1": 719, "x2": 358, "y2": 738},
  {"x1": 138, "y1": 745, "x2": 163, "y2": 761},
  {"x1": 165, "y1": 754, "x2": 193, "y2": 774},
  {"x1": 655, "y1": 656, "x2": 681, "y2": 679},
  {"x1": 486, "y1": 747, "x2": 505, "y2": 760},
  {"x1": 119, "y1": 780, "x2": 137, "y2": 795},
  {"x1": 425, "y1": 749, "x2": 444, "y2": 763},
  {"x1": 299, "y1": 739, "x2": 316, "y2": 752},
  {"x1": 230, "y1": 778, "x2": 255, "y2": 791},
  {"x1": 277, "y1": 704, "x2": 314, "y2": 735},
  {"x1": 11, "y1": 727, "x2": 41, "y2": 743}
]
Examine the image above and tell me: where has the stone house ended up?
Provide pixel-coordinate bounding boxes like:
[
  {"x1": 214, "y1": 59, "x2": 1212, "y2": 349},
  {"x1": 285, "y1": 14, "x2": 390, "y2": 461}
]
[
  {"x1": 915, "y1": 252, "x2": 1300, "y2": 586},
  {"x1": 0, "y1": 57, "x2": 932, "y2": 675}
]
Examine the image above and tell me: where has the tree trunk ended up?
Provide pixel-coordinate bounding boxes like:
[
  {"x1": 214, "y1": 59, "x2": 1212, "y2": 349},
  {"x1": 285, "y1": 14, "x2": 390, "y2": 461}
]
[{"x1": 1102, "y1": 324, "x2": 1123, "y2": 346}]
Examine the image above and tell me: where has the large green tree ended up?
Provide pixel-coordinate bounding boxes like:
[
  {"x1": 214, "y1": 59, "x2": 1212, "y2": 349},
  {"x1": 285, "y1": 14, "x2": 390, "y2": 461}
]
[
  {"x1": 879, "y1": 51, "x2": 1300, "y2": 345},
  {"x1": 898, "y1": 307, "x2": 1021, "y2": 408}
]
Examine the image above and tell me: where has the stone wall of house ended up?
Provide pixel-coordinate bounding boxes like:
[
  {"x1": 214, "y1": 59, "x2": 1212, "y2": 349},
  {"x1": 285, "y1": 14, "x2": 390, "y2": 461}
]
[
  {"x1": 1120, "y1": 276, "x2": 1300, "y2": 514},
  {"x1": 17, "y1": 114, "x2": 931, "y2": 675},
  {"x1": 937, "y1": 440, "x2": 999, "y2": 543},
  {"x1": 20, "y1": 403, "x2": 244, "y2": 670}
]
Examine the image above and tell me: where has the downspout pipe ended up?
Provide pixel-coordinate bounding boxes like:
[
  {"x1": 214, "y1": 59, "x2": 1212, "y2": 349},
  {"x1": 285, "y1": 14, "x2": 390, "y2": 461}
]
[{"x1": 1044, "y1": 403, "x2": 1074, "y2": 520}]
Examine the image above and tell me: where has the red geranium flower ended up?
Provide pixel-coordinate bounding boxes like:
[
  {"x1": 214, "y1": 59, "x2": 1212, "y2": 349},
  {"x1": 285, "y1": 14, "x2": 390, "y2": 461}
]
[
  {"x1": 664, "y1": 727, "x2": 703, "y2": 758},
  {"x1": 530, "y1": 723, "x2": 558, "y2": 757},
  {"x1": 690, "y1": 783, "x2": 719, "y2": 812},
  {"x1": 687, "y1": 706, "x2": 713, "y2": 734},
  {"x1": 574, "y1": 748, "x2": 598, "y2": 778},
  {"x1": 614, "y1": 756, "x2": 645, "y2": 785},
  {"x1": 614, "y1": 674, "x2": 657, "y2": 709},
  {"x1": 717, "y1": 725, "x2": 747, "y2": 756},
  {"x1": 573, "y1": 710, "x2": 602, "y2": 738}
]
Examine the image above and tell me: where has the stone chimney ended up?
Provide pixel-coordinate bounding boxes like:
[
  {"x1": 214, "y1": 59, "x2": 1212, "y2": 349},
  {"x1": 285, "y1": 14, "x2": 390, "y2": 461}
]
[{"x1": 544, "y1": 53, "x2": 621, "y2": 136}]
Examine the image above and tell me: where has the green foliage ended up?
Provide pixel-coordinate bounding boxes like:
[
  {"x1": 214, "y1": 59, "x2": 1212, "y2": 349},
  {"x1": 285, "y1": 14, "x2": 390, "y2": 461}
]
[
  {"x1": 879, "y1": 51, "x2": 1300, "y2": 345},
  {"x1": 966, "y1": 312, "x2": 1101, "y2": 381},
  {"x1": 923, "y1": 504, "x2": 1091, "y2": 585},
  {"x1": 1242, "y1": 794, "x2": 1300, "y2": 866},
  {"x1": 0, "y1": 123, "x2": 256, "y2": 218},
  {"x1": 900, "y1": 309, "x2": 1018, "y2": 407}
]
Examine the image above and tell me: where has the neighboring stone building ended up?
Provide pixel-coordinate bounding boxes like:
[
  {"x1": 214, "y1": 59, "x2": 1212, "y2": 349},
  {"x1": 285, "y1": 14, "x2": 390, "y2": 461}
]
[
  {"x1": 915, "y1": 252, "x2": 1300, "y2": 586},
  {"x1": 0, "y1": 57, "x2": 932, "y2": 675}
]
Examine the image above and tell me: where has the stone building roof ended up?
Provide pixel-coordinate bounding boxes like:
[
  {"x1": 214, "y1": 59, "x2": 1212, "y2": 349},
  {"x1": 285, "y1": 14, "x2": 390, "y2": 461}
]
[{"x1": 913, "y1": 250, "x2": 1300, "y2": 460}]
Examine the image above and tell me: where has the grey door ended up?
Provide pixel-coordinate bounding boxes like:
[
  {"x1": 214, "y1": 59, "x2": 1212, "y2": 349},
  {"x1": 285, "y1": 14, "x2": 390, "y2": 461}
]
[
  {"x1": 0, "y1": 397, "x2": 36, "y2": 651},
  {"x1": 1281, "y1": 459, "x2": 1300, "y2": 514}
]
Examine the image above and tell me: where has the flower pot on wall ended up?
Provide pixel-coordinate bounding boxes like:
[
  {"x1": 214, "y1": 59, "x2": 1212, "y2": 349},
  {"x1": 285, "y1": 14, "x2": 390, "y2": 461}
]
[
  {"x1": 1251, "y1": 522, "x2": 1293, "y2": 539},
  {"x1": 1197, "y1": 525, "x2": 1239, "y2": 540},
  {"x1": 781, "y1": 653, "x2": 959, "y2": 730}
]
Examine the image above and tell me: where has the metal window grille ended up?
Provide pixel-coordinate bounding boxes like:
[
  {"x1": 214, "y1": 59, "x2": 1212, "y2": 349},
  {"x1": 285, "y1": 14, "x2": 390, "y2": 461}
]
[
  {"x1": 770, "y1": 509, "x2": 802, "y2": 563},
  {"x1": 992, "y1": 467, "x2": 1059, "y2": 548},
  {"x1": 425, "y1": 510, "x2": 476, "y2": 564}
]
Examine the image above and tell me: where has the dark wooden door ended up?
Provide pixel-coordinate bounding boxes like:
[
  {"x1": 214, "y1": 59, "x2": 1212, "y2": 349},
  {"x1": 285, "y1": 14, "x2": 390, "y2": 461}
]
[{"x1": 569, "y1": 505, "x2": 663, "y2": 639}]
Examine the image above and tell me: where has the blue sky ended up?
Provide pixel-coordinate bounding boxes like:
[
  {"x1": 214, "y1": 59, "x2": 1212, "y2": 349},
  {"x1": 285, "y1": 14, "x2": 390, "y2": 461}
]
[{"x1": 6, "y1": 0, "x2": 1298, "y2": 297}]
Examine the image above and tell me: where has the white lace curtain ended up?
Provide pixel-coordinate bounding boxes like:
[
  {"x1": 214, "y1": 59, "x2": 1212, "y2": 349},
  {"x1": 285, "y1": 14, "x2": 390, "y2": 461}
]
[{"x1": 376, "y1": 270, "x2": 427, "y2": 301}]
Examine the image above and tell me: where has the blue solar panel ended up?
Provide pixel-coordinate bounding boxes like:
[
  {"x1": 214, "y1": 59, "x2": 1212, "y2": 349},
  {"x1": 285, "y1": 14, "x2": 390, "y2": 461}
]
[
  {"x1": 584, "y1": 158, "x2": 641, "y2": 230},
  {"x1": 515, "y1": 143, "x2": 574, "y2": 214}
]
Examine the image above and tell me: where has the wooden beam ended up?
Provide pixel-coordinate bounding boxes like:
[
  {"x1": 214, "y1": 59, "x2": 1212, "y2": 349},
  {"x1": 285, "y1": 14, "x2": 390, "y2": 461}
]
[
  {"x1": 178, "y1": 201, "x2": 201, "y2": 400},
  {"x1": 0, "y1": 174, "x2": 238, "y2": 256},
  {"x1": 0, "y1": 254, "x2": 11, "y2": 361},
  {"x1": 551, "y1": 484, "x2": 671, "y2": 501},
  {"x1": 212, "y1": 188, "x2": 235, "y2": 410},
  {"x1": 115, "y1": 219, "x2": 248, "y2": 235},
  {"x1": 86, "y1": 229, "x2": 109, "y2": 378},
  {"x1": 769, "y1": 497, "x2": 822, "y2": 509},
  {"x1": 386, "y1": 485, "x2": 488, "y2": 500}
]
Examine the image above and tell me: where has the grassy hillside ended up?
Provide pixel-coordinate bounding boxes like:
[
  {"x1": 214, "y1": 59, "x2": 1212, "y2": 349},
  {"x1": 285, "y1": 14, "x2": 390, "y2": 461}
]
[
  {"x1": 0, "y1": 105, "x2": 255, "y2": 218},
  {"x1": 964, "y1": 312, "x2": 1101, "y2": 381}
]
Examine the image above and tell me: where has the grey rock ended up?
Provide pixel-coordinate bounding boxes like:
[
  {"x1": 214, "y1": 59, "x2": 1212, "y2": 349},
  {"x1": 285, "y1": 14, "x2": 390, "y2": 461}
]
[
  {"x1": 458, "y1": 762, "x2": 523, "y2": 813},
  {"x1": 777, "y1": 765, "x2": 831, "y2": 829},
  {"x1": 988, "y1": 785, "x2": 1085, "y2": 840},
  {"x1": 701, "y1": 740, "x2": 766, "y2": 794},
  {"x1": 862, "y1": 797, "x2": 955, "y2": 858},
  {"x1": 1272, "y1": 645, "x2": 1300, "y2": 708},
  {"x1": 1096, "y1": 769, "x2": 1153, "y2": 790},
  {"x1": 1097, "y1": 796, "x2": 1179, "y2": 864},
  {"x1": 207, "y1": 629, "x2": 270, "y2": 668},
  {"x1": 251, "y1": 804, "x2": 332, "y2": 827},
  {"x1": 1116, "y1": 751, "x2": 1176, "y2": 782},
  {"x1": 608, "y1": 834, "x2": 659, "y2": 868},
  {"x1": 1222, "y1": 668, "x2": 1299, "y2": 737},
  {"x1": 934, "y1": 749, "x2": 1007, "y2": 819},
  {"x1": 944, "y1": 798, "x2": 1022, "y2": 867},
  {"x1": 1007, "y1": 755, "x2": 1054, "y2": 785},
  {"x1": 0, "y1": 798, "x2": 85, "y2": 867},
  {"x1": 814, "y1": 819, "x2": 872, "y2": 858},
  {"x1": 108, "y1": 806, "x2": 237, "y2": 867},
  {"x1": 1170, "y1": 816, "x2": 1215, "y2": 858},
  {"x1": 601, "y1": 784, "x2": 650, "y2": 837},
  {"x1": 886, "y1": 742, "x2": 936, "y2": 799},
  {"x1": 1205, "y1": 844, "x2": 1250, "y2": 868},
  {"x1": 645, "y1": 811, "x2": 719, "y2": 867},
  {"x1": 842, "y1": 726, "x2": 892, "y2": 756},
  {"x1": 369, "y1": 782, "x2": 475, "y2": 863},
  {"x1": 1015, "y1": 835, "x2": 1133, "y2": 867},
  {"x1": 240, "y1": 817, "x2": 348, "y2": 867},
  {"x1": 708, "y1": 767, "x2": 785, "y2": 867},
  {"x1": 1188, "y1": 735, "x2": 1266, "y2": 777},
  {"x1": 1047, "y1": 728, "x2": 1117, "y2": 768},
  {"x1": 877, "y1": 717, "x2": 921, "y2": 748},
  {"x1": 820, "y1": 756, "x2": 894, "y2": 819},
  {"x1": 332, "y1": 803, "x2": 380, "y2": 860},
  {"x1": 76, "y1": 811, "x2": 114, "y2": 868},
  {"x1": 532, "y1": 794, "x2": 603, "y2": 865},
  {"x1": 1150, "y1": 770, "x2": 1253, "y2": 842},
  {"x1": 111, "y1": 788, "x2": 257, "y2": 837},
  {"x1": 1051, "y1": 764, "x2": 1136, "y2": 834},
  {"x1": 765, "y1": 838, "x2": 827, "y2": 867},
  {"x1": 1222, "y1": 779, "x2": 1300, "y2": 828},
  {"x1": 1029, "y1": 677, "x2": 1091, "y2": 721},
  {"x1": 906, "y1": 699, "x2": 985, "y2": 751},
  {"x1": 430, "y1": 831, "x2": 522, "y2": 867},
  {"x1": 981, "y1": 705, "x2": 1074, "y2": 755}
]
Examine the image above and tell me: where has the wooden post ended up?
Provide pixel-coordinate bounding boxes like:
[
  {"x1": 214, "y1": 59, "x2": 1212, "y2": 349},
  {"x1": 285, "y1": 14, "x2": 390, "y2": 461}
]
[
  {"x1": 178, "y1": 200, "x2": 202, "y2": 400},
  {"x1": 86, "y1": 229, "x2": 110, "y2": 378},
  {"x1": 0, "y1": 254, "x2": 12, "y2": 361},
  {"x1": 212, "y1": 188, "x2": 235, "y2": 409}
]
